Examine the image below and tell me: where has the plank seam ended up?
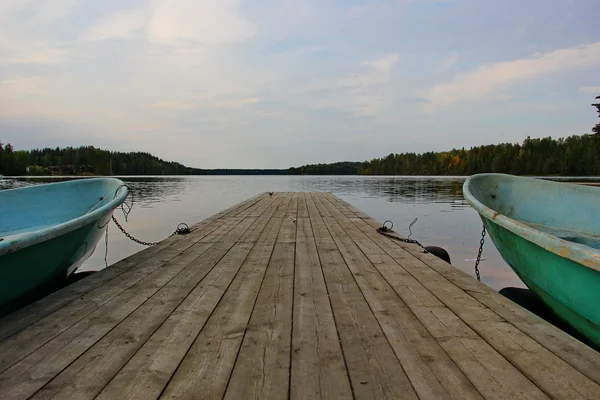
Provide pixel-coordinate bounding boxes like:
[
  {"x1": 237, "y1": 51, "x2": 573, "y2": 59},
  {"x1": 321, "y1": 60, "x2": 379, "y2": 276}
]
[
  {"x1": 318, "y1": 193, "x2": 485, "y2": 399},
  {"x1": 322, "y1": 194, "x2": 570, "y2": 398},
  {"x1": 311, "y1": 193, "x2": 420, "y2": 398},
  {"x1": 218, "y1": 193, "x2": 294, "y2": 399},
  {"x1": 147, "y1": 193, "x2": 287, "y2": 399},
  {"x1": 23, "y1": 198, "x2": 279, "y2": 398},
  {"x1": 0, "y1": 200, "x2": 268, "y2": 375},
  {"x1": 305, "y1": 193, "x2": 357, "y2": 400}
]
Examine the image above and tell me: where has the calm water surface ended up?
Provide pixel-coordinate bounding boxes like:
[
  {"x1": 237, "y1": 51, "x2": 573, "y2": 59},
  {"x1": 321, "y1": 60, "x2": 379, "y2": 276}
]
[{"x1": 4, "y1": 176, "x2": 530, "y2": 290}]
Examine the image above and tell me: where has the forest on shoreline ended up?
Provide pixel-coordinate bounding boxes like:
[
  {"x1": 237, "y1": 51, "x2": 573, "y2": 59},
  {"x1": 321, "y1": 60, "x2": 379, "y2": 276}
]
[
  {"x1": 2, "y1": 92, "x2": 598, "y2": 177},
  {"x1": 1, "y1": 133, "x2": 599, "y2": 177}
]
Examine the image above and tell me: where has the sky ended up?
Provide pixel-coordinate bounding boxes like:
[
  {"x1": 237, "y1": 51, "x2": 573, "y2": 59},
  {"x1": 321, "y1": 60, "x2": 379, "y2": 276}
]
[{"x1": 0, "y1": 0, "x2": 598, "y2": 169}]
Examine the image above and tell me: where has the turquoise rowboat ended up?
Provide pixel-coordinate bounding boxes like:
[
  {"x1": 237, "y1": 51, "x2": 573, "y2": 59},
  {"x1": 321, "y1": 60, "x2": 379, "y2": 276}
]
[
  {"x1": 464, "y1": 174, "x2": 600, "y2": 348},
  {"x1": 0, "y1": 178, "x2": 128, "y2": 316}
]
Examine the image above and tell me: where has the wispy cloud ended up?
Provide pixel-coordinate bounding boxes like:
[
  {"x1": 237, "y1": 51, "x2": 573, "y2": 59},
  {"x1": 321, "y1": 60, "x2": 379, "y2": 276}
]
[
  {"x1": 579, "y1": 86, "x2": 600, "y2": 94},
  {"x1": 146, "y1": 0, "x2": 256, "y2": 45},
  {"x1": 0, "y1": 0, "x2": 597, "y2": 167},
  {"x1": 213, "y1": 97, "x2": 261, "y2": 108},
  {"x1": 149, "y1": 101, "x2": 196, "y2": 111},
  {"x1": 84, "y1": 9, "x2": 146, "y2": 41},
  {"x1": 422, "y1": 42, "x2": 600, "y2": 113}
]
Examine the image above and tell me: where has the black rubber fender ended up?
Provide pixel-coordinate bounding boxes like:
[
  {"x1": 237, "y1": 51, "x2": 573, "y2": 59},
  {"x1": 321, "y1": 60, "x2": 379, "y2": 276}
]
[{"x1": 424, "y1": 246, "x2": 451, "y2": 264}]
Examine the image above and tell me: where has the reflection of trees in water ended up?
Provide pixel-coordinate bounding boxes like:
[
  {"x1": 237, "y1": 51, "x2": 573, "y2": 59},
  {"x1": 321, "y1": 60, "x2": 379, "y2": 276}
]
[
  {"x1": 5, "y1": 177, "x2": 188, "y2": 208},
  {"x1": 119, "y1": 177, "x2": 188, "y2": 207},
  {"x1": 5, "y1": 176, "x2": 472, "y2": 207},
  {"x1": 312, "y1": 177, "x2": 470, "y2": 206}
]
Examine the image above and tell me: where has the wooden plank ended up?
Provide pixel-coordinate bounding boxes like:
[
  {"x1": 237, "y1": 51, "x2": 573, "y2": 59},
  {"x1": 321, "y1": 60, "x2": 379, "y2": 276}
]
[
  {"x1": 312, "y1": 193, "x2": 482, "y2": 400},
  {"x1": 0, "y1": 193, "x2": 268, "y2": 343},
  {"x1": 351, "y1": 218, "x2": 600, "y2": 399},
  {"x1": 25, "y1": 213, "x2": 264, "y2": 400},
  {"x1": 0, "y1": 197, "x2": 269, "y2": 375},
  {"x1": 0, "y1": 214, "x2": 262, "y2": 400},
  {"x1": 94, "y1": 195, "x2": 287, "y2": 400},
  {"x1": 439, "y1": 337, "x2": 547, "y2": 400},
  {"x1": 0, "y1": 243, "x2": 214, "y2": 384},
  {"x1": 238, "y1": 194, "x2": 287, "y2": 243},
  {"x1": 289, "y1": 194, "x2": 352, "y2": 400},
  {"x1": 159, "y1": 195, "x2": 292, "y2": 400},
  {"x1": 223, "y1": 216, "x2": 296, "y2": 398},
  {"x1": 317, "y1": 194, "x2": 552, "y2": 399},
  {"x1": 306, "y1": 193, "x2": 419, "y2": 399},
  {"x1": 324, "y1": 193, "x2": 600, "y2": 399},
  {"x1": 4, "y1": 192, "x2": 600, "y2": 400},
  {"x1": 399, "y1": 244, "x2": 600, "y2": 387}
]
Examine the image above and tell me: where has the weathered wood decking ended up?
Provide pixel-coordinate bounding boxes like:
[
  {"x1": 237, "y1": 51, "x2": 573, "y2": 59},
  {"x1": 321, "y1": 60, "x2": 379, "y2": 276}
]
[{"x1": 1, "y1": 192, "x2": 600, "y2": 399}]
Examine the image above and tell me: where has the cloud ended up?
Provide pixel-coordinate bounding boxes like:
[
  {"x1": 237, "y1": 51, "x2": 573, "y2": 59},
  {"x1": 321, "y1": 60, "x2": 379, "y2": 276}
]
[
  {"x1": 422, "y1": 42, "x2": 600, "y2": 112},
  {"x1": 146, "y1": 0, "x2": 256, "y2": 45},
  {"x1": 349, "y1": 0, "x2": 411, "y2": 17},
  {"x1": 0, "y1": 0, "x2": 597, "y2": 168},
  {"x1": 84, "y1": 9, "x2": 146, "y2": 41},
  {"x1": 149, "y1": 101, "x2": 196, "y2": 110},
  {"x1": 0, "y1": 0, "x2": 80, "y2": 25},
  {"x1": 0, "y1": 42, "x2": 68, "y2": 65},
  {"x1": 0, "y1": 0, "x2": 80, "y2": 66},
  {"x1": 338, "y1": 53, "x2": 399, "y2": 89},
  {"x1": 362, "y1": 53, "x2": 399, "y2": 72},
  {"x1": 213, "y1": 97, "x2": 261, "y2": 108},
  {"x1": 579, "y1": 86, "x2": 600, "y2": 94}
]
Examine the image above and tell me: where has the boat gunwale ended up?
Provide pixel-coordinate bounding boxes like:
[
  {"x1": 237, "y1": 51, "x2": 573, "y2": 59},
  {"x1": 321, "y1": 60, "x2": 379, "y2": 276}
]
[
  {"x1": 463, "y1": 173, "x2": 600, "y2": 274},
  {"x1": 0, "y1": 178, "x2": 128, "y2": 257}
]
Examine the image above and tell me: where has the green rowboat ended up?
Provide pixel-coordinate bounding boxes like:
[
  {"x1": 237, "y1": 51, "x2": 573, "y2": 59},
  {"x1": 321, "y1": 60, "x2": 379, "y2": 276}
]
[
  {"x1": 0, "y1": 178, "x2": 128, "y2": 316},
  {"x1": 464, "y1": 174, "x2": 600, "y2": 348}
]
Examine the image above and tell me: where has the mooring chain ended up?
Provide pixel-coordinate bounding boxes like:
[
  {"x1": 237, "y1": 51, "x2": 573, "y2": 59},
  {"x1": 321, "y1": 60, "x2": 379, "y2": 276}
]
[
  {"x1": 112, "y1": 216, "x2": 191, "y2": 246},
  {"x1": 109, "y1": 185, "x2": 191, "y2": 247},
  {"x1": 376, "y1": 219, "x2": 426, "y2": 249},
  {"x1": 474, "y1": 224, "x2": 486, "y2": 282}
]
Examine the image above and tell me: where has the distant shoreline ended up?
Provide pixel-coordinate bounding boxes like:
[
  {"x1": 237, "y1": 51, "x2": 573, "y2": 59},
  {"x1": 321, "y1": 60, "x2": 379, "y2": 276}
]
[{"x1": 6, "y1": 174, "x2": 600, "y2": 180}]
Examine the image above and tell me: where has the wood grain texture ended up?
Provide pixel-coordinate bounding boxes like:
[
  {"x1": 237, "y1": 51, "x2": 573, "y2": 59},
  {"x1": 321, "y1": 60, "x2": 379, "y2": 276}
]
[
  {"x1": 1, "y1": 192, "x2": 599, "y2": 400},
  {"x1": 313, "y1": 193, "x2": 482, "y2": 400},
  {"x1": 159, "y1": 194, "x2": 292, "y2": 400},
  {"x1": 324, "y1": 192, "x2": 600, "y2": 399},
  {"x1": 0, "y1": 193, "x2": 267, "y2": 343},
  {"x1": 307, "y1": 193, "x2": 419, "y2": 399},
  {"x1": 290, "y1": 194, "x2": 353, "y2": 400}
]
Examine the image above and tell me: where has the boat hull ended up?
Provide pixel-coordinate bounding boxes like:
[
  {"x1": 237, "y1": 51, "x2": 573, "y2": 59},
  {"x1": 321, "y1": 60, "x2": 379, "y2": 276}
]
[
  {"x1": 0, "y1": 178, "x2": 128, "y2": 317},
  {"x1": 0, "y1": 211, "x2": 111, "y2": 316},
  {"x1": 482, "y1": 216, "x2": 600, "y2": 347},
  {"x1": 463, "y1": 173, "x2": 600, "y2": 349}
]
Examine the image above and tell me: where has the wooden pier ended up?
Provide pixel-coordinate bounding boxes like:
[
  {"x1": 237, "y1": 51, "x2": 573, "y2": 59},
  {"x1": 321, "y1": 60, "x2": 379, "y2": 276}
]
[{"x1": 1, "y1": 192, "x2": 600, "y2": 399}]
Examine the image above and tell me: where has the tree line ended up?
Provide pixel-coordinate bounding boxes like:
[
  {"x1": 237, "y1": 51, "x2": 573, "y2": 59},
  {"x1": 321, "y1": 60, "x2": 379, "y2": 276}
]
[
  {"x1": 1, "y1": 133, "x2": 599, "y2": 177},
  {"x1": 0, "y1": 144, "x2": 291, "y2": 176},
  {"x1": 354, "y1": 134, "x2": 600, "y2": 176},
  {"x1": 1, "y1": 96, "x2": 599, "y2": 177},
  {"x1": 293, "y1": 98, "x2": 600, "y2": 176},
  {"x1": 0, "y1": 145, "x2": 197, "y2": 176}
]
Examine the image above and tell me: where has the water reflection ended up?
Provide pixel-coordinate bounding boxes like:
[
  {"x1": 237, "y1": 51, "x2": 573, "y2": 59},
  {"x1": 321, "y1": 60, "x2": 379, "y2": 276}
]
[
  {"x1": 3, "y1": 176, "x2": 189, "y2": 208},
  {"x1": 117, "y1": 177, "x2": 188, "y2": 208},
  {"x1": 4, "y1": 175, "x2": 597, "y2": 291}
]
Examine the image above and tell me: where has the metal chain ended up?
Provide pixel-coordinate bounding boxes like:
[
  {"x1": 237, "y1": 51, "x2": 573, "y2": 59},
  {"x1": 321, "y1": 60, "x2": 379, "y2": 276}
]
[
  {"x1": 376, "y1": 226, "x2": 425, "y2": 249},
  {"x1": 474, "y1": 224, "x2": 486, "y2": 282},
  {"x1": 112, "y1": 216, "x2": 191, "y2": 246},
  {"x1": 112, "y1": 215, "x2": 162, "y2": 246},
  {"x1": 110, "y1": 185, "x2": 191, "y2": 247}
]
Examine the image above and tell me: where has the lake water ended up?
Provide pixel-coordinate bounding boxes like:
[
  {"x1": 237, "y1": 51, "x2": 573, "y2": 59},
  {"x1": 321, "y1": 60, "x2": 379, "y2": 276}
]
[{"x1": 2, "y1": 175, "x2": 529, "y2": 291}]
